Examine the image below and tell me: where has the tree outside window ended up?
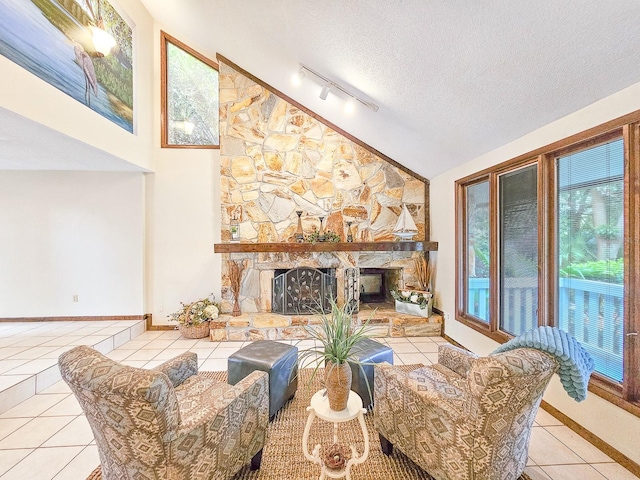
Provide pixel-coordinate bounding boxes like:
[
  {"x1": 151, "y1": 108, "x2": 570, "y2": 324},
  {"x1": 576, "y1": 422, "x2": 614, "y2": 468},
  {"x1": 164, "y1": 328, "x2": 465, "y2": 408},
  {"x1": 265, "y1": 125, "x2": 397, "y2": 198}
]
[{"x1": 161, "y1": 31, "x2": 219, "y2": 148}]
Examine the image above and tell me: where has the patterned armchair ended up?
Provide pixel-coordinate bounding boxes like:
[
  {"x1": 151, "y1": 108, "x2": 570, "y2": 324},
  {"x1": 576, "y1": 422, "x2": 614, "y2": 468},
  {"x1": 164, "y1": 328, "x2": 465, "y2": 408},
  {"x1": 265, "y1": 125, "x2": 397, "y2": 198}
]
[
  {"x1": 374, "y1": 344, "x2": 558, "y2": 480},
  {"x1": 59, "y1": 345, "x2": 269, "y2": 480}
]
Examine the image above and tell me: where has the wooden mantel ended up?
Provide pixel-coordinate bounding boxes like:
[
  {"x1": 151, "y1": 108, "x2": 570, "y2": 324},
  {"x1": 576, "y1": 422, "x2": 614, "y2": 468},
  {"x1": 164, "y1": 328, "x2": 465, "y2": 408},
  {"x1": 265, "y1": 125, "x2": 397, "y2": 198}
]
[{"x1": 214, "y1": 241, "x2": 438, "y2": 253}]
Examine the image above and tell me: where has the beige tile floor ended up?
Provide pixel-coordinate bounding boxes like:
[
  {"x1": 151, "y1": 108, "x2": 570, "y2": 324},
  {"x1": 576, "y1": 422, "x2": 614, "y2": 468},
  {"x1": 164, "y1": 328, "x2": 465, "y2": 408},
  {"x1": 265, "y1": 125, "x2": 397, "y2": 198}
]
[{"x1": 0, "y1": 323, "x2": 636, "y2": 479}]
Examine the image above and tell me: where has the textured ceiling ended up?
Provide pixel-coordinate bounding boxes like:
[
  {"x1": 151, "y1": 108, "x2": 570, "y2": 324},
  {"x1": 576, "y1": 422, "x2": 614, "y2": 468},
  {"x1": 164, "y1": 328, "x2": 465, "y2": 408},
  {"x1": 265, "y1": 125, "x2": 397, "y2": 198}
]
[
  {"x1": 142, "y1": 0, "x2": 640, "y2": 178},
  {"x1": 3, "y1": 1, "x2": 640, "y2": 176}
]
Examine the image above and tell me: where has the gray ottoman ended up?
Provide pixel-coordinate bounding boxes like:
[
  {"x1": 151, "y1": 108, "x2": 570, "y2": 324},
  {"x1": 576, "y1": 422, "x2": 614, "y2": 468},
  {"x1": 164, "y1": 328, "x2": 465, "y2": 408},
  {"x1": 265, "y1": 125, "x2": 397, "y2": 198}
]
[
  {"x1": 228, "y1": 340, "x2": 298, "y2": 419},
  {"x1": 348, "y1": 338, "x2": 394, "y2": 409}
]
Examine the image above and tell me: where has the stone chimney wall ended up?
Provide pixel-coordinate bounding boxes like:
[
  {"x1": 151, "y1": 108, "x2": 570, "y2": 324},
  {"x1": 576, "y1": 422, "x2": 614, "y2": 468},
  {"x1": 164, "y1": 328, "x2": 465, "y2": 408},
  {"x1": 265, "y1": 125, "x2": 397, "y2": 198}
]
[{"x1": 218, "y1": 60, "x2": 428, "y2": 314}]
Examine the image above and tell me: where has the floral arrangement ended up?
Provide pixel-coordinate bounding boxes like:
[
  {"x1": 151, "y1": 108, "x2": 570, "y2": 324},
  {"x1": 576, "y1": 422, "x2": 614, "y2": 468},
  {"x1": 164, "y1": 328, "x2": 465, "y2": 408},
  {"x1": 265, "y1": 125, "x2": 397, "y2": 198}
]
[
  {"x1": 305, "y1": 230, "x2": 341, "y2": 243},
  {"x1": 169, "y1": 294, "x2": 220, "y2": 326},
  {"x1": 391, "y1": 289, "x2": 433, "y2": 310}
]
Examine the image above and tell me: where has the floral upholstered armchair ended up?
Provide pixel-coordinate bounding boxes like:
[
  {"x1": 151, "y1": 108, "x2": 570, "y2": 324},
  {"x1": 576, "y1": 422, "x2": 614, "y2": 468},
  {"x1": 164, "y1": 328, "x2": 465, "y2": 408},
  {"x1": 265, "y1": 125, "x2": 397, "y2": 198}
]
[
  {"x1": 374, "y1": 344, "x2": 558, "y2": 480},
  {"x1": 59, "y1": 346, "x2": 269, "y2": 480}
]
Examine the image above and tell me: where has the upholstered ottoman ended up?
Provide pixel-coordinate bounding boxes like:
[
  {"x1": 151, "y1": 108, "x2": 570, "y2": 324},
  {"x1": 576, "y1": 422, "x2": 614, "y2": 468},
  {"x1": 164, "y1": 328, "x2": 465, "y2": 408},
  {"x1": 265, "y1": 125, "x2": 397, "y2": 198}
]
[
  {"x1": 228, "y1": 340, "x2": 298, "y2": 419},
  {"x1": 349, "y1": 337, "x2": 394, "y2": 409}
]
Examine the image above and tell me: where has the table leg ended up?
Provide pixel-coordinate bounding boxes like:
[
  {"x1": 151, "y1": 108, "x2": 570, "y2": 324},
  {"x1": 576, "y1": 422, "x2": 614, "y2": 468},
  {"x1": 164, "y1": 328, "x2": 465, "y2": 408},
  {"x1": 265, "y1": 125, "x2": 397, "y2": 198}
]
[{"x1": 303, "y1": 407, "x2": 321, "y2": 464}]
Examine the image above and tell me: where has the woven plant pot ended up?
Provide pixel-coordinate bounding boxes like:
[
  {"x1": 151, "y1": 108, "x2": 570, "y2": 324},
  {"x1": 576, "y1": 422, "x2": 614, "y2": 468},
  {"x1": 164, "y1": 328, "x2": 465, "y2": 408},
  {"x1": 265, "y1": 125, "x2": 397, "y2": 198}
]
[
  {"x1": 325, "y1": 361, "x2": 352, "y2": 411},
  {"x1": 179, "y1": 323, "x2": 210, "y2": 339}
]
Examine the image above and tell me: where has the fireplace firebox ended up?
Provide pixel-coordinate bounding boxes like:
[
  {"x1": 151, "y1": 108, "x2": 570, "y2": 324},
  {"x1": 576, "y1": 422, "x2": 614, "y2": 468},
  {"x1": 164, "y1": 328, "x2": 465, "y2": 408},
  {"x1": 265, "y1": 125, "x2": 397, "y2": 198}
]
[{"x1": 359, "y1": 268, "x2": 401, "y2": 305}]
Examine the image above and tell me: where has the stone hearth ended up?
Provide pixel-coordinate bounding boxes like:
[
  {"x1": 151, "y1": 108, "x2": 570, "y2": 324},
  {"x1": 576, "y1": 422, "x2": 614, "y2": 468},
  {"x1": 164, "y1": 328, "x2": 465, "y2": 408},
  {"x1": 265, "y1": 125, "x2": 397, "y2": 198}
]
[{"x1": 209, "y1": 307, "x2": 442, "y2": 342}]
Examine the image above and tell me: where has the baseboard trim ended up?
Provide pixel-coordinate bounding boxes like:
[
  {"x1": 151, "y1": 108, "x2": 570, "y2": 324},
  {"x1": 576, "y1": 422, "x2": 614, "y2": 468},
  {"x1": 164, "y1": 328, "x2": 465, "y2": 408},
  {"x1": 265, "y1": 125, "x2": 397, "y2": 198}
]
[
  {"x1": 0, "y1": 315, "x2": 145, "y2": 322},
  {"x1": 442, "y1": 333, "x2": 467, "y2": 349},
  {"x1": 147, "y1": 325, "x2": 175, "y2": 331},
  {"x1": 144, "y1": 314, "x2": 175, "y2": 331},
  {"x1": 540, "y1": 401, "x2": 640, "y2": 477}
]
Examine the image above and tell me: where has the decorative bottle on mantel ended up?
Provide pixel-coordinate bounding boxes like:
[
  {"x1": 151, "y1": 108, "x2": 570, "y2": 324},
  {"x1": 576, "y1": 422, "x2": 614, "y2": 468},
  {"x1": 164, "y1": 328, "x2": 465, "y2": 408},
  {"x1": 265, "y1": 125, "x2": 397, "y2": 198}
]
[
  {"x1": 318, "y1": 217, "x2": 326, "y2": 242},
  {"x1": 346, "y1": 221, "x2": 354, "y2": 242},
  {"x1": 295, "y1": 210, "x2": 304, "y2": 242}
]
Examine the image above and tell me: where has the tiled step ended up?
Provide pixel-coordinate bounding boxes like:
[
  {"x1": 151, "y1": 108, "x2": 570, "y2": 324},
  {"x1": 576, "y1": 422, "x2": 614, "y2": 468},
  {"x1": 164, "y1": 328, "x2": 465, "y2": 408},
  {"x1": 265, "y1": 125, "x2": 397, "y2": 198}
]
[{"x1": 0, "y1": 320, "x2": 145, "y2": 414}]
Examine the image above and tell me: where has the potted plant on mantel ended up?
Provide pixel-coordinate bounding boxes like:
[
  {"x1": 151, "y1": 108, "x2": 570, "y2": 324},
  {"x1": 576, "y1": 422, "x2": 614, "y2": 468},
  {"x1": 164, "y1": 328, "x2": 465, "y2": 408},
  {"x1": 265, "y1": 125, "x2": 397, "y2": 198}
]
[
  {"x1": 168, "y1": 294, "x2": 220, "y2": 339},
  {"x1": 298, "y1": 299, "x2": 372, "y2": 411}
]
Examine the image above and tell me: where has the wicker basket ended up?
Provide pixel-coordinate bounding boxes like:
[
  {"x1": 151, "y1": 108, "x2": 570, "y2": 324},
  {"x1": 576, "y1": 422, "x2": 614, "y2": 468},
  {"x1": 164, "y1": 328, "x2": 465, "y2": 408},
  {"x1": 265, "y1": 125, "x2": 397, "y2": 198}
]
[{"x1": 179, "y1": 323, "x2": 210, "y2": 339}]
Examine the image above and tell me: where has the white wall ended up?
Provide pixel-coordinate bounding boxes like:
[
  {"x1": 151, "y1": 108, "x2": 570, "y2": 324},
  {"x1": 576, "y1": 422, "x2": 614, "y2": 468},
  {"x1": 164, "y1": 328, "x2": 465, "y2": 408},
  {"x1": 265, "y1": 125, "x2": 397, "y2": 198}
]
[
  {"x1": 144, "y1": 150, "x2": 221, "y2": 325},
  {"x1": 0, "y1": 171, "x2": 144, "y2": 317},
  {"x1": 0, "y1": 8, "x2": 222, "y2": 323},
  {"x1": 144, "y1": 24, "x2": 221, "y2": 325},
  {"x1": 430, "y1": 80, "x2": 640, "y2": 464}
]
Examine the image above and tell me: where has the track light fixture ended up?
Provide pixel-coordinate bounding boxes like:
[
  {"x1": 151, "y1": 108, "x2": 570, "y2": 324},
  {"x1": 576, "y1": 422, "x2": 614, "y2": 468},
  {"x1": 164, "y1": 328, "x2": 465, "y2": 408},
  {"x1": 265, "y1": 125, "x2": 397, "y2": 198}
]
[
  {"x1": 291, "y1": 66, "x2": 305, "y2": 86},
  {"x1": 319, "y1": 84, "x2": 330, "y2": 100},
  {"x1": 295, "y1": 63, "x2": 379, "y2": 112}
]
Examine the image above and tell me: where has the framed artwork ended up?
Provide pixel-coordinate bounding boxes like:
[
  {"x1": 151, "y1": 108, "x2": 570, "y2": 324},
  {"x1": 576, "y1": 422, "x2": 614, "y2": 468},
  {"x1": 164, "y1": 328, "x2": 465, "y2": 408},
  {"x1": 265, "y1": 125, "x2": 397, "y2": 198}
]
[
  {"x1": 161, "y1": 31, "x2": 219, "y2": 148},
  {"x1": 0, "y1": 0, "x2": 134, "y2": 133}
]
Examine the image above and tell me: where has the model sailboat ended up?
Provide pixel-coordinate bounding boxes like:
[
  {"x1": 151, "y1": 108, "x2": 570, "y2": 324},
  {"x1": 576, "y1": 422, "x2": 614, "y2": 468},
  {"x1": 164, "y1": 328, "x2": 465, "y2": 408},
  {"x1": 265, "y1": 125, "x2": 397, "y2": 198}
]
[{"x1": 393, "y1": 204, "x2": 418, "y2": 241}]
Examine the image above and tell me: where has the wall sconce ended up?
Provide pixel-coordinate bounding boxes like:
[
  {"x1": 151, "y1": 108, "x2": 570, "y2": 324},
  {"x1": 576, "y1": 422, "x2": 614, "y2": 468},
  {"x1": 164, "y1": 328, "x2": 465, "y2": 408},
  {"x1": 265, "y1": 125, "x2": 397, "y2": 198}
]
[
  {"x1": 90, "y1": 25, "x2": 116, "y2": 56},
  {"x1": 295, "y1": 63, "x2": 379, "y2": 112},
  {"x1": 89, "y1": 0, "x2": 116, "y2": 57}
]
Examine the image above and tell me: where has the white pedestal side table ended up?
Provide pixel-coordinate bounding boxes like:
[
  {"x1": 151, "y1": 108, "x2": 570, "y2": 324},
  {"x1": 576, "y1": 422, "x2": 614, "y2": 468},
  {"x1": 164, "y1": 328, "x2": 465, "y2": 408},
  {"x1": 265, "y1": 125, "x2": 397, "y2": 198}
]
[{"x1": 302, "y1": 389, "x2": 369, "y2": 480}]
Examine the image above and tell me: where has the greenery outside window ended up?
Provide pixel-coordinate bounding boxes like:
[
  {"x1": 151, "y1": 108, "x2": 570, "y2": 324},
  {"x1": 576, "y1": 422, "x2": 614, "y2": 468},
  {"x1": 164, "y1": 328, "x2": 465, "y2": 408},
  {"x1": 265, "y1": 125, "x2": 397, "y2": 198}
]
[
  {"x1": 461, "y1": 180, "x2": 491, "y2": 324},
  {"x1": 161, "y1": 31, "x2": 219, "y2": 148},
  {"x1": 456, "y1": 115, "x2": 640, "y2": 415},
  {"x1": 556, "y1": 139, "x2": 625, "y2": 383}
]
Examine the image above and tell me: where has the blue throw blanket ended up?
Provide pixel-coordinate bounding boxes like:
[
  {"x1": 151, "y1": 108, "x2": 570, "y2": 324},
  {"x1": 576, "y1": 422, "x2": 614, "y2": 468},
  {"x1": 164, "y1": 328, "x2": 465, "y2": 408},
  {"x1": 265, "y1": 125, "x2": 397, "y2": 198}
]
[{"x1": 492, "y1": 326, "x2": 595, "y2": 402}]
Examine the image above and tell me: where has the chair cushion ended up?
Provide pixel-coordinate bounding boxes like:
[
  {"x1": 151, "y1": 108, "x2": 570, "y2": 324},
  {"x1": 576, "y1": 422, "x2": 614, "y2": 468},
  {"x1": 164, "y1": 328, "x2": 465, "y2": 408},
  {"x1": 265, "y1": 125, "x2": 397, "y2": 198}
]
[{"x1": 174, "y1": 375, "x2": 234, "y2": 428}]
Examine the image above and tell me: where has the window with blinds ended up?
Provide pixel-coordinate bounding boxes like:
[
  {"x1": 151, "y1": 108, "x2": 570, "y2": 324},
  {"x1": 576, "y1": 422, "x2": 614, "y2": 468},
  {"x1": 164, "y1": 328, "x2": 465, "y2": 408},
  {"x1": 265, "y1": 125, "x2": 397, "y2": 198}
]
[
  {"x1": 556, "y1": 138, "x2": 624, "y2": 382},
  {"x1": 499, "y1": 165, "x2": 538, "y2": 336}
]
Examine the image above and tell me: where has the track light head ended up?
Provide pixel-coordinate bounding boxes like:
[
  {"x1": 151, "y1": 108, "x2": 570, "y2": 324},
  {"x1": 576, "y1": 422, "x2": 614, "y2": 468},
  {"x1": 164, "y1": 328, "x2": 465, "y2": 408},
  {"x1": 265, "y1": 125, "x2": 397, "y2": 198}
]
[
  {"x1": 319, "y1": 84, "x2": 330, "y2": 100},
  {"x1": 291, "y1": 67, "x2": 305, "y2": 87}
]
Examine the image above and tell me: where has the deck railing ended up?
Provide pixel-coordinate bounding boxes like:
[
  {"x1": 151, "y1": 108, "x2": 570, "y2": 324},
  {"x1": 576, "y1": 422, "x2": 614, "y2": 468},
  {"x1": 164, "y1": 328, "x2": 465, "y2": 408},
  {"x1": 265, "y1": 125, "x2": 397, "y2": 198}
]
[{"x1": 468, "y1": 277, "x2": 624, "y2": 381}]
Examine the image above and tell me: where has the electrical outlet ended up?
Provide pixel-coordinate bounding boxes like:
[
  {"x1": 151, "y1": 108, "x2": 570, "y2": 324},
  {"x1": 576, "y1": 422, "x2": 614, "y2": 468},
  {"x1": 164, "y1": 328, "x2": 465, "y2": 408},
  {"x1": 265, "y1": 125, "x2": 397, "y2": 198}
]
[
  {"x1": 72, "y1": 294, "x2": 79, "y2": 303},
  {"x1": 443, "y1": 311, "x2": 451, "y2": 322}
]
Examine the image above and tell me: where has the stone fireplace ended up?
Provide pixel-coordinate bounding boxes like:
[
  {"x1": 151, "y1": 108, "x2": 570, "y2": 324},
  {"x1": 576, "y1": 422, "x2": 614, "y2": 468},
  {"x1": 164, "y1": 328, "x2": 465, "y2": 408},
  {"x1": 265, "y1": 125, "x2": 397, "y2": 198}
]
[{"x1": 211, "y1": 58, "x2": 441, "y2": 341}]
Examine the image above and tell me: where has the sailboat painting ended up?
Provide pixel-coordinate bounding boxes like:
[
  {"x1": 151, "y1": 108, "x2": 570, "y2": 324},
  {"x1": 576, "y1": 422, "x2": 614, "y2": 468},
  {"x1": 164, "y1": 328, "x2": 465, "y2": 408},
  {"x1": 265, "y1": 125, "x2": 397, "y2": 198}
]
[{"x1": 393, "y1": 204, "x2": 418, "y2": 241}]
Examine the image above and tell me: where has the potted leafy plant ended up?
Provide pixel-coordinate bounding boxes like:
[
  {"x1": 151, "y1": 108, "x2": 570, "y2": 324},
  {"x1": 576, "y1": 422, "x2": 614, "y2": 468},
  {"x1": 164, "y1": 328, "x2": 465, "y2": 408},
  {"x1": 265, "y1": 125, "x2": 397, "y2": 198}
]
[
  {"x1": 391, "y1": 289, "x2": 433, "y2": 317},
  {"x1": 298, "y1": 299, "x2": 372, "y2": 411},
  {"x1": 168, "y1": 294, "x2": 220, "y2": 339}
]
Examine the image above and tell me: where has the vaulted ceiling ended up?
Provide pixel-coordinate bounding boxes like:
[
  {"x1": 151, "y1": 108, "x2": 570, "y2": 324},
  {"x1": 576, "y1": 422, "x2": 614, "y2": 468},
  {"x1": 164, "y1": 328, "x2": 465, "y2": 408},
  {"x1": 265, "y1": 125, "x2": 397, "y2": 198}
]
[
  {"x1": 3, "y1": 1, "x2": 640, "y2": 177},
  {"x1": 143, "y1": 0, "x2": 640, "y2": 178}
]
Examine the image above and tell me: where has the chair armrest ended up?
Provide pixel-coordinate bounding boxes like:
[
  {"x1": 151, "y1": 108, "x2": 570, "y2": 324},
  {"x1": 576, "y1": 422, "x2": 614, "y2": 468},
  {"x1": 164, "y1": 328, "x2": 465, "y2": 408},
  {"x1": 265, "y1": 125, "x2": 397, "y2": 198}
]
[
  {"x1": 153, "y1": 351, "x2": 198, "y2": 387},
  {"x1": 170, "y1": 371, "x2": 269, "y2": 474},
  {"x1": 374, "y1": 363, "x2": 464, "y2": 455},
  {"x1": 438, "y1": 344, "x2": 478, "y2": 377}
]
